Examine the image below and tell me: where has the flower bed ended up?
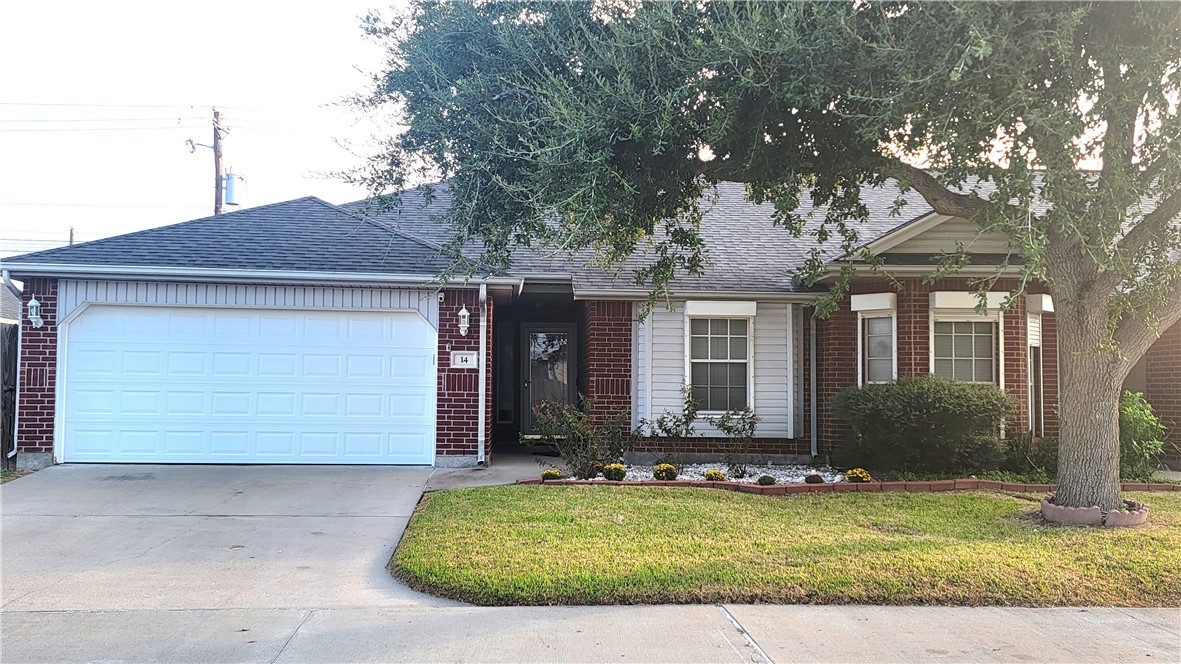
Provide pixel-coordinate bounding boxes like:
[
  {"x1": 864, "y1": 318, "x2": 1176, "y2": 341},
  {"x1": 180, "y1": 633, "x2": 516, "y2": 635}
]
[{"x1": 588, "y1": 463, "x2": 845, "y2": 484}]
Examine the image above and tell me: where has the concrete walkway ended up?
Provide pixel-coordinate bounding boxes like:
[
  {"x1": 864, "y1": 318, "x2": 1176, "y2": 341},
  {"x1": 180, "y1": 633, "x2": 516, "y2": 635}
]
[{"x1": 2, "y1": 463, "x2": 1178, "y2": 663}]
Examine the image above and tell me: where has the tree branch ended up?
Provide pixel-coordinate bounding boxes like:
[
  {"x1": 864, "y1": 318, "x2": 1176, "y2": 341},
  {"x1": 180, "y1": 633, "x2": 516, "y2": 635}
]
[
  {"x1": 1113, "y1": 270, "x2": 1181, "y2": 363},
  {"x1": 876, "y1": 161, "x2": 993, "y2": 219}
]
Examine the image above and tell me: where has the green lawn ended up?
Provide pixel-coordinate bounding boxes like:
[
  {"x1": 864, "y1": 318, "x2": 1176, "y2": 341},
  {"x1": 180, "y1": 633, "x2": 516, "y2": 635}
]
[
  {"x1": 392, "y1": 485, "x2": 1181, "y2": 606},
  {"x1": 0, "y1": 468, "x2": 33, "y2": 484}
]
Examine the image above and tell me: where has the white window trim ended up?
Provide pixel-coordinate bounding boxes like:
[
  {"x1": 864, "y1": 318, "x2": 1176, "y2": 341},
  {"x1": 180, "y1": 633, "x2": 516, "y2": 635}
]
[
  {"x1": 857, "y1": 309, "x2": 897, "y2": 385},
  {"x1": 928, "y1": 308, "x2": 1005, "y2": 389},
  {"x1": 683, "y1": 311, "x2": 756, "y2": 414}
]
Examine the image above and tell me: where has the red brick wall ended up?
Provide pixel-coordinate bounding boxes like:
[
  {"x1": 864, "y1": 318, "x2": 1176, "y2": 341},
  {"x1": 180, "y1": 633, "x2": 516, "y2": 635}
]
[
  {"x1": 1145, "y1": 321, "x2": 1181, "y2": 460},
  {"x1": 817, "y1": 278, "x2": 1048, "y2": 452},
  {"x1": 578, "y1": 301, "x2": 632, "y2": 422},
  {"x1": 16, "y1": 277, "x2": 58, "y2": 455},
  {"x1": 436, "y1": 289, "x2": 494, "y2": 458}
]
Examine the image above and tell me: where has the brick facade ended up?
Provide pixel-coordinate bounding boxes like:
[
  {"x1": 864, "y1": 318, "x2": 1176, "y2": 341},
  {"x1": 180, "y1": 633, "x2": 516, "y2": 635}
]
[
  {"x1": 577, "y1": 300, "x2": 632, "y2": 423},
  {"x1": 16, "y1": 277, "x2": 58, "y2": 456},
  {"x1": 1145, "y1": 321, "x2": 1181, "y2": 461},
  {"x1": 436, "y1": 289, "x2": 494, "y2": 458},
  {"x1": 817, "y1": 278, "x2": 1054, "y2": 453}
]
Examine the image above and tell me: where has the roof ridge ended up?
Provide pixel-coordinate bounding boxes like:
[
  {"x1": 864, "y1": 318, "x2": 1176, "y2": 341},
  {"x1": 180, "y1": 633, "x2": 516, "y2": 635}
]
[
  {"x1": 306, "y1": 197, "x2": 458, "y2": 257},
  {"x1": 1, "y1": 196, "x2": 328, "y2": 263}
]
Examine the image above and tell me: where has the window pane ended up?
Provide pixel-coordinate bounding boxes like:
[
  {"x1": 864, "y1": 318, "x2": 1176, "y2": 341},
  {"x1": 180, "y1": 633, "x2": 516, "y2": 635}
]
[
  {"x1": 728, "y1": 362, "x2": 746, "y2": 386},
  {"x1": 709, "y1": 363, "x2": 729, "y2": 386},
  {"x1": 954, "y1": 359, "x2": 973, "y2": 380},
  {"x1": 867, "y1": 358, "x2": 892, "y2": 382},
  {"x1": 934, "y1": 359, "x2": 954, "y2": 378},
  {"x1": 865, "y1": 317, "x2": 891, "y2": 335},
  {"x1": 868, "y1": 335, "x2": 892, "y2": 358},
  {"x1": 708, "y1": 388, "x2": 727, "y2": 411},
  {"x1": 710, "y1": 337, "x2": 728, "y2": 359},
  {"x1": 975, "y1": 360, "x2": 993, "y2": 382},
  {"x1": 691, "y1": 362, "x2": 708, "y2": 386},
  {"x1": 730, "y1": 337, "x2": 747, "y2": 359},
  {"x1": 934, "y1": 334, "x2": 953, "y2": 357},
  {"x1": 954, "y1": 322, "x2": 973, "y2": 335},
  {"x1": 954, "y1": 335, "x2": 972, "y2": 357},
  {"x1": 710, "y1": 319, "x2": 728, "y2": 335},
  {"x1": 690, "y1": 337, "x2": 709, "y2": 359},
  {"x1": 974, "y1": 322, "x2": 993, "y2": 334},
  {"x1": 973, "y1": 334, "x2": 993, "y2": 357},
  {"x1": 935, "y1": 322, "x2": 954, "y2": 334},
  {"x1": 690, "y1": 319, "x2": 708, "y2": 335},
  {"x1": 729, "y1": 319, "x2": 747, "y2": 335},
  {"x1": 728, "y1": 386, "x2": 747, "y2": 410}
]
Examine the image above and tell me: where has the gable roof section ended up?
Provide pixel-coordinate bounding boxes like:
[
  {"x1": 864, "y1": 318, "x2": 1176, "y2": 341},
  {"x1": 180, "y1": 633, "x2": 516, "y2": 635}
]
[{"x1": 2, "y1": 197, "x2": 474, "y2": 279}]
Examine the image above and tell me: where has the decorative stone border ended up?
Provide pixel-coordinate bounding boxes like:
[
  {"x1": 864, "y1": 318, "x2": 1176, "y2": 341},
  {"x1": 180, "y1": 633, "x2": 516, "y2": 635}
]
[
  {"x1": 517, "y1": 477, "x2": 1181, "y2": 496},
  {"x1": 1041, "y1": 493, "x2": 1151, "y2": 527}
]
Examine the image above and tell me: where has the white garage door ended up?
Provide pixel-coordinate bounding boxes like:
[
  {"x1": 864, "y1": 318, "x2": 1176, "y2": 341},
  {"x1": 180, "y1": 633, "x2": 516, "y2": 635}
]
[{"x1": 61, "y1": 305, "x2": 436, "y2": 464}]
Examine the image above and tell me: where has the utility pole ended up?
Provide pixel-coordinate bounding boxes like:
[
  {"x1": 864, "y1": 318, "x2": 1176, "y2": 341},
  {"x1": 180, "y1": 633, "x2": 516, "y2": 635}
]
[
  {"x1": 69, "y1": 227, "x2": 74, "y2": 245},
  {"x1": 213, "y1": 108, "x2": 225, "y2": 215}
]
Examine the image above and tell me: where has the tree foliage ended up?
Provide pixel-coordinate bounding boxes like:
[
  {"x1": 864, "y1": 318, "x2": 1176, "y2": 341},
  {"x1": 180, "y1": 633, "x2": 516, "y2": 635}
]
[{"x1": 352, "y1": 1, "x2": 1181, "y2": 508}]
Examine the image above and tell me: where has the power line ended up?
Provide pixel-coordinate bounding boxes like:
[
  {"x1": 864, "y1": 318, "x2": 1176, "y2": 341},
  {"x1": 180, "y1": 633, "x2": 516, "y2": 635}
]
[
  {"x1": 0, "y1": 202, "x2": 209, "y2": 209},
  {"x1": 0, "y1": 116, "x2": 207, "y2": 123},
  {"x1": 0, "y1": 125, "x2": 206, "y2": 133},
  {"x1": 0, "y1": 102, "x2": 207, "y2": 109}
]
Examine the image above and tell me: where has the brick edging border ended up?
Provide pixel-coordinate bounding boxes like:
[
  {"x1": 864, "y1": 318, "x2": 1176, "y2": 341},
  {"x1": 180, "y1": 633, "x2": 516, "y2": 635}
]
[{"x1": 515, "y1": 478, "x2": 1181, "y2": 495}]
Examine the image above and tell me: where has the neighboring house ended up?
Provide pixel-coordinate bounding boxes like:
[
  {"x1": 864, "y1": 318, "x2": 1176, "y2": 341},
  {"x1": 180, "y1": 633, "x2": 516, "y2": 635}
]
[
  {"x1": 0, "y1": 286, "x2": 19, "y2": 326},
  {"x1": 1, "y1": 184, "x2": 1177, "y2": 469}
]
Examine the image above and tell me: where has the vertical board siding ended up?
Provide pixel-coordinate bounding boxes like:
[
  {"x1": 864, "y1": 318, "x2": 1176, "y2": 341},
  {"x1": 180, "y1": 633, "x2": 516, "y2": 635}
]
[
  {"x1": 58, "y1": 280, "x2": 440, "y2": 329},
  {"x1": 632, "y1": 302, "x2": 646, "y2": 428},
  {"x1": 643, "y1": 300, "x2": 794, "y2": 438}
]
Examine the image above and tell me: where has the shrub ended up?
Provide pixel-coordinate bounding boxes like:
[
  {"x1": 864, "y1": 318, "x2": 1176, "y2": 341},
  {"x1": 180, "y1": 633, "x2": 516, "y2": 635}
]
[
  {"x1": 833, "y1": 376, "x2": 1013, "y2": 474},
  {"x1": 1004, "y1": 433, "x2": 1058, "y2": 478},
  {"x1": 756, "y1": 474, "x2": 777, "y2": 486},
  {"x1": 1120, "y1": 391, "x2": 1166, "y2": 482},
  {"x1": 804, "y1": 473, "x2": 825, "y2": 484},
  {"x1": 706, "y1": 407, "x2": 761, "y2": 478},
  {"x1": 845, "y1": 468, "x2": 873, "y2": 483},
  {"x1": 704, "y1": 469, "x2": 726, "y2": 481},
  {"x1": 532, "y1": 397, "x2": 639, "y2": 479},
  {"x1": 602, "y1": 463, "x2": 627, "y2": 481},
  {"x1": 540, "y1": 468, "x2": 563, "y2": 481},
  {"x1": 652, "y1": 463, "x2": 678, "y2": 481}
]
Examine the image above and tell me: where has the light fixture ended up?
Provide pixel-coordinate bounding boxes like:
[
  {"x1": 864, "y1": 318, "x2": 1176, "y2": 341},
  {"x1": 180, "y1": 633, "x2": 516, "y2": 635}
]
[
  {"x1": 457, "y1": 305, "x2": 470, "y2": 336},
  {"x1": 27, "y1": 296, "x2": 44, "y2": 328}
]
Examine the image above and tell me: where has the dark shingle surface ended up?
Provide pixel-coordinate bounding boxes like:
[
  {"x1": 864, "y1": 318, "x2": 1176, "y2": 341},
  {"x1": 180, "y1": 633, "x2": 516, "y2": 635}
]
[
  {"x1": 2, "y1": 197, "x2": 463, "y2": 276},
  {"x1": 1, "y1": 287, "x2": 19, "y2": 322}
]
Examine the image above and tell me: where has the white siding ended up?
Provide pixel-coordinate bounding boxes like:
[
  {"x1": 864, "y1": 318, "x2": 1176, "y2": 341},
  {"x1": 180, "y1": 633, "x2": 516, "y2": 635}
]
[
  {"x1": 58, "y1": 280, "x2": 439, "y2": 329},
  {"x1": 889, "y1": 217, "x2": 1012, "y2": 254},
  {"x1": 639, "y1": 300, "x2": 794, "y2": 438}
]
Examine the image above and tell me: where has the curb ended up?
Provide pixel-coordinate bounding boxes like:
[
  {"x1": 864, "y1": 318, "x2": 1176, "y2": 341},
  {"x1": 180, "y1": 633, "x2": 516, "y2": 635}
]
[{"x1": 516, "y1": 477, "x2": 1181, "y2": 495}]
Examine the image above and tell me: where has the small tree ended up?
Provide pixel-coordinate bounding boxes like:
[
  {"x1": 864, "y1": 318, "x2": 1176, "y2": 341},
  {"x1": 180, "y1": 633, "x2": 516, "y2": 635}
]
[{"x1": 532, "y1": 398, "x2": 638, "y2": 479}]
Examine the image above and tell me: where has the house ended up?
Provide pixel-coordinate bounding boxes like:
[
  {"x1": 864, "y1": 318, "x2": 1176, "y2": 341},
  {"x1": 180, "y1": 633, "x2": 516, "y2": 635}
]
[{"x1": 1, "y1": 183, "x2": 1177, "y2": 469}]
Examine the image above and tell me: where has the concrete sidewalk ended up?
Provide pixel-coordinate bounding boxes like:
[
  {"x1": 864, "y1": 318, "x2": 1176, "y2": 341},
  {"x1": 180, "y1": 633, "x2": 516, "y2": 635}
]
[{"x1": 2, "y1": 605, "x2": 1177, "y2": 663}]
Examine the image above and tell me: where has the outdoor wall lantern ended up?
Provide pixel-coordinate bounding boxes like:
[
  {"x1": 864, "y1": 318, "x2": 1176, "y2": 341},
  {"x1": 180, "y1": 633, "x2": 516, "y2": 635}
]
[
  {"x1": 27, "y1": 296, "x2": 44, "y2": 328},
  {"x1": 457, "y1": 305, "x2": 471, "y2": 336}
]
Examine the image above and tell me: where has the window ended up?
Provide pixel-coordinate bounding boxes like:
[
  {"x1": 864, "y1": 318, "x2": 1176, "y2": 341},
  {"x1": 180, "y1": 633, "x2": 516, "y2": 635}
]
[
  {"x1": 933, "y1": 321, "x2": 995, "y2": 382},
  {"x1": 861, "y1": 315, "x2": 895, "y2": 384},
  {"x1": 689, "y1": 318, "x2": 749, "y2": 411}
]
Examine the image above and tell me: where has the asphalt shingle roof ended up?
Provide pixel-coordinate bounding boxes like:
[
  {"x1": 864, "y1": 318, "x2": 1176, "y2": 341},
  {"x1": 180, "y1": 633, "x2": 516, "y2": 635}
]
[{"x1": 4, "y1": 182, "x2": 939, "y2": 293}]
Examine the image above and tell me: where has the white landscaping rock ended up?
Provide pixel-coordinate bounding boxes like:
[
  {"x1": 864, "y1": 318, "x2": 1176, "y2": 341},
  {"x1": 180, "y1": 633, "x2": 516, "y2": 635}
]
[{"x1": 596, "y1": 463, "x2": 846, "y2": 484}]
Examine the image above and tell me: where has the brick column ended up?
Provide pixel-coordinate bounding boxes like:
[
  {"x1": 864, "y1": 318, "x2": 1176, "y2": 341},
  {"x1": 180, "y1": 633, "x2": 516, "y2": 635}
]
[
  {"x1": 16, "y1": 277, "x2": 58, "y2": 466},
  {"x1": 436, "y1": 289, "x2": 493, "y2": 464},
  {"x1": 1145, "y1": 321, "x2": 1181, "y2": 462},
  {"x1": 578, "y1": 301, "x2": 632, "y2": 423}
]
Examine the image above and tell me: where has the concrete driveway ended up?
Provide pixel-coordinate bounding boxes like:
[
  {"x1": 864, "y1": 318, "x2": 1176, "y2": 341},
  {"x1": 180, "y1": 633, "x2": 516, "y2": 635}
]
[{"x1": 0, "y1": 464, "x2": 452, "y2": 611}]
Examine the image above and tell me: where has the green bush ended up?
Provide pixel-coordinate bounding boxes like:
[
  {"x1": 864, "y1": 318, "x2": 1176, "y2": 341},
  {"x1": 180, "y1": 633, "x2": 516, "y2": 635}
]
[
  {"x1": 833, "y1": 376, "x2": 1013, "y2": 474},
  {"x1": 602, "y1": 463, "x2": 627, "y2": 481},
  {"x1": 540, "y1": 468, "x2": 563, "y2": 481},
  {"x1": 756, "y1": 474, "x2": 777, "y2": 485},
  {"x1": 532, "y1": 397, "x2": 639, "y2": 479},
  {"x1": 1119, "y1": 391, "x2": 1166, "y2": 482}
]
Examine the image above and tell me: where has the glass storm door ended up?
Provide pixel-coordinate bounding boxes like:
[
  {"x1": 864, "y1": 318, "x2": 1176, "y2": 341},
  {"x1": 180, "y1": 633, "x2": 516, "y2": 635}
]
[{"x1": 520, "y1": 324, "x2": 577, "y2": 436}]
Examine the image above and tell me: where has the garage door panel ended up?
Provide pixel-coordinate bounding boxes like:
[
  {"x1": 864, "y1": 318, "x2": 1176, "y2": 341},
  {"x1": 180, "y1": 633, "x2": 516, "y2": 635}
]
[{"x1": 63, "y1": 306, "x2": 437, "y2": 465}]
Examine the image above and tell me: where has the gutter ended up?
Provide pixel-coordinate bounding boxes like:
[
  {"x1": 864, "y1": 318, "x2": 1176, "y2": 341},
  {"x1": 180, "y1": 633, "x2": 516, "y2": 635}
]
[
  {"x1": 573, "y1": 288, "x2": 823, "y2": 302},
  {"x1": 3, "y1": 270, "x2": 21, "y2": 460},
  {"x1": 0, "y1": 262, "x2": 524, "y2": 289},
  {"x1": 477, "y1": 282, "x2": 488, "y2": 466}
]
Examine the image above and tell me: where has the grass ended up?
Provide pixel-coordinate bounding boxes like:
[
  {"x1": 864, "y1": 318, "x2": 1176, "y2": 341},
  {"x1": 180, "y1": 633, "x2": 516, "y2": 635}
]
[
  {"x1": 0, "y1": 468, "x2": 33, "y2": 484},
  {"x1": 392, "y1": 485, "x2": 1181, "y2": 607}
]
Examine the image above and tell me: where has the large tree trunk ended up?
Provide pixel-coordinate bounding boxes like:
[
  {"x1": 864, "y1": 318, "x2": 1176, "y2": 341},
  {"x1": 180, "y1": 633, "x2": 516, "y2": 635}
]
[{"x1": 1053, "y1": 302, "x2": 1125, "y2": 510}]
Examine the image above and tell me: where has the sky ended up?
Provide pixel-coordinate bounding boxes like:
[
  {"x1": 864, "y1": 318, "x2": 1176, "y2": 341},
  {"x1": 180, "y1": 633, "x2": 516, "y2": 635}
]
[{"x1": 0, "y1": 0, "x2": 407, "y2": 258}]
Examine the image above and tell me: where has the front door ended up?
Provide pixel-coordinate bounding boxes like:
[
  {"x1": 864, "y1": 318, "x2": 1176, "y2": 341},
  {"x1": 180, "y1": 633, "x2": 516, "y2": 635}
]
[{"x1": 520, "y1": 324, "x2": 577, "y2": 436}]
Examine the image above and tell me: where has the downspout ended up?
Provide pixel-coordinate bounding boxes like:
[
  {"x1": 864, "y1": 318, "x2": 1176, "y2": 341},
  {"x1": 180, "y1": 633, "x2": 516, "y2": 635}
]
[
  {"x1": 477, "y1": 282, "x2": 488, "y2": 466},
  {"x1": 809, "y1": 314, "x2": 818, "y2": 458},
  {"x1": 3, "y1": 270, "x2": 22, "y2": 459}
]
